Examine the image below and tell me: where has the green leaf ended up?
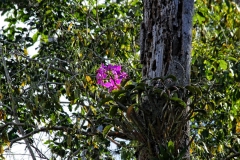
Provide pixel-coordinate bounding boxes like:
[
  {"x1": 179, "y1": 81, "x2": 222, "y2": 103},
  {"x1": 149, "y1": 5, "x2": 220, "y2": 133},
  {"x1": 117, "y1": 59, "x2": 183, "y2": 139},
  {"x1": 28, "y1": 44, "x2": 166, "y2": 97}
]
[
  {"x1": 124, "y1": 84, "x2": 136, "y2": 90},
  {"x1": 159, "y1": 145, "x2": 169, "y2": 159},
  {"x1": 50, "y1": 113, "x2": 56, "y2": 122},
  {"x1": 176, "y1": 147, "x2": 188, "y2": 160},
  {"x1": 133, "y1": 82, "x2": 147, "y2": 92},
  {"x1": 170, "y1": 97, "x2": 186, "y2": 108},
  {"x1": 167, "y1": 140, "x2": 174, "y2": 154},
  {"x1": 228, "y1": 56, "x2": 237, "y2": 62},
  {"x1": 218, "y1": 60, "x2": 228, "y2": 70},
  {"x1": 103, "y1": 124, "x2": 113, "y2": 138},
  {"x1": 235, "y1": 28, "x2": 240, "y2": 40},
  {"x1": 153, "y1": 88, "x2": 164, "y2": 94},
  {"x1": 164, "y1": 75, "x2": 177, "y2": 82},
  {"x1": 67, "y1": 135, "x2": 72, "y2": 146},
  {"x1": 112, "y1": 89, "x2": 127, "y2": 100},
  {"x1": 45, "y1": 10, "x2": 52, "y2": 15},
  {"x1": 40, "y1": 34, "x2": 48, "y2": 43},
  {"x1": 133, "y1": 85, "x2": 145, "y2": 92},
  {"x1": 206, "y1": 72, "x2": 213, "y2": 80},
  {"x1": 98, "y1": 97, "x2": 113, "y2": 107},
  {"x1": 32, "y1": 31, "x2": 39, "y2": 43},
  {"x1": 185, "y1": 85, "x2": 202, "y2": 97},
  {"x1": 197, "y1": 11, "x2": 205, "y2": 18},
  {"x1": 193, "y1": 109, "x2": 207, "y2": 115},
  {"x1": 121, "y1": 78, "x2": 131, "y2": 87},
  {"x1": 109, "y1": 106, "x2": 118, "y2": 117}
]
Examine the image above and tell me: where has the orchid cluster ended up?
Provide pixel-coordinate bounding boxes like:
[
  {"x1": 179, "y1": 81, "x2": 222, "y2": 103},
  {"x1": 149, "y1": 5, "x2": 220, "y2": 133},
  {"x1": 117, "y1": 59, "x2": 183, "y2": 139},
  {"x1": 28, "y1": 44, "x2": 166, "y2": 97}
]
[{"x1": 96, "y1": 64, "x2": 128, "y2": 92}]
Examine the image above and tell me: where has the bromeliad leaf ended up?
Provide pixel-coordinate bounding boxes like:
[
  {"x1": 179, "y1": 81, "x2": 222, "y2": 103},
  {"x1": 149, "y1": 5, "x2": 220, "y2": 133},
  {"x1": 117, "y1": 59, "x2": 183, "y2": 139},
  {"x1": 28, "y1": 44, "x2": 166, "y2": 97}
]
[
  {"x1": 170, "y1": 97, "x2": 186, "y2": 108},
  {"x1": 126, "y1": 105, "x2": 134, "y2": 120},
  {"x1": 164, "y1": 75, "x2": 177, "y2": 82},
  {"x1": 109, "y1": 106, "x2": 118, "y2": 117},
  {"x1": 124, "y1": 84, "x2": 136, "y2": 90},
  {"x1": 98, "y1": 97, "x2": 114, "y2": 107},
  {"x1": 112, "y1": 89, "x2": 128, "y2": 100}
]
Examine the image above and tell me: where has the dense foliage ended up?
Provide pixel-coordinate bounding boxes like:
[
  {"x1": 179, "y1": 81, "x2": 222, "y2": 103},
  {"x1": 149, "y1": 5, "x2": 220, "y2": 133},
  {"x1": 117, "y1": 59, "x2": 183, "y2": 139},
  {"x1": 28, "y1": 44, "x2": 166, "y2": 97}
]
[
  {"x1": 0, "y1": 0, "x2": 239, "y2": 159},
  {"x1": 191, "y1": 0, "x2": 240, "y2": 159},
  {"x1": 0, "y1": 0, "x2": 142, "y2": 159}
]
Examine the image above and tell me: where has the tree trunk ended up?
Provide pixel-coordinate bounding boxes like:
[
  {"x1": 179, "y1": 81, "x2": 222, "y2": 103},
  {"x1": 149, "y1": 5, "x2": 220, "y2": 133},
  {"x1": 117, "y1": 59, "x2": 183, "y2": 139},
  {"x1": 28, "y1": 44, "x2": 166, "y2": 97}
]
[{"x1": 139, "y1": 0, "x2": 194, "y2": 159}]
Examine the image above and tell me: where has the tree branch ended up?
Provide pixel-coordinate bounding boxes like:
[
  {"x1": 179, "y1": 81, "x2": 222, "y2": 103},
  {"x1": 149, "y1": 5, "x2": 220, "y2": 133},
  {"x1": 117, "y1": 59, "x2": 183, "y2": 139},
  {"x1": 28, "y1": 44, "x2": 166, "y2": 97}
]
[
  {"x1": 106, "y1": 136, "x2": 122, "y2": 147},
  {"x1": 19, "y1": 51, "x2": 75, "y2": 76},
  {"x1": 8, "y1": 123, "x2": 131, "y2": 148},
  {"x1": 0, "y1": 122, "x2": 36, "y2": 130},
  {"x1": 224, "y1": 152, "x2": 240, "y2": 160},
  {"x1": 67, "y1": 148, "x2": 81, "y2": 160},
  {"x1": 10, "y1": 126, "x2": 95, "y2": 147},
  {"x1": 30, "y1": 144, "x2": 50, "y2": 160},
  {"x1": 1, "y1": 44, "x2": 37, "y2": 160}
]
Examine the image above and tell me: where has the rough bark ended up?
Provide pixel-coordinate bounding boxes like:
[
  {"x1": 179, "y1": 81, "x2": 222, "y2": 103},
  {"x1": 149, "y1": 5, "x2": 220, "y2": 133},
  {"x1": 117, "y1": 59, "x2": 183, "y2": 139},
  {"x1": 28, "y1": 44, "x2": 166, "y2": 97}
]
[
  {"x1": 139, "y1": 0, "x2": 194, "y2": 159},
  {"x1": 141, "y1": 0, "x2": 193, "y2": 86}
]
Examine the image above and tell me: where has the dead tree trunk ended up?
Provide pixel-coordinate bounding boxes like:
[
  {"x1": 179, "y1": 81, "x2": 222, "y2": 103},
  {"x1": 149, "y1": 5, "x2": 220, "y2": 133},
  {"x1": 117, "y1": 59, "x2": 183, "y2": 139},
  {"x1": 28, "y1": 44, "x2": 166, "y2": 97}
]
[{"x1": 139, "y1": 0, "x2": 194, "y2": 159}]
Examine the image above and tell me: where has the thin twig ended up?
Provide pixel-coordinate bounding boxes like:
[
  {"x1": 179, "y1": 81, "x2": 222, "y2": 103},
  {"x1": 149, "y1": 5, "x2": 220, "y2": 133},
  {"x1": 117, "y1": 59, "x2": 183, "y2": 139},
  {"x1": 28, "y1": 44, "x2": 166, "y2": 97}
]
[
  {"x1": 30, "y1": 144, "x2": 50, "y2": 160},
  {"x1": 10, "y1": 126, "x2": 95, "y2": 147},
  {"x1": 67, "y1": 148, "x2": 81, "y2": 160},
  {"x1": 0, "y1": 122, "x2": 36, "y2": 130},
  {"x1": 224, "y1": 152, "x2": 240, "y2": 160},
  {"x1": 106, "y1": 136, "x2": 122, "y2": 147},
  {"x1": 1, "y1": 44, "x2": 37, "y2": 160}
]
